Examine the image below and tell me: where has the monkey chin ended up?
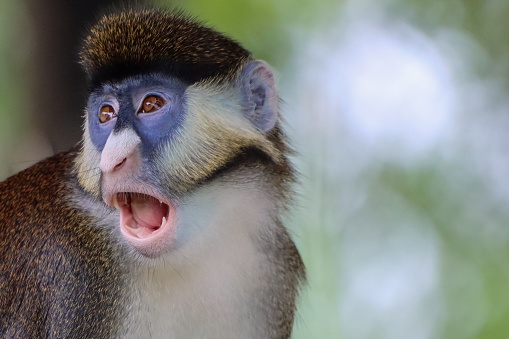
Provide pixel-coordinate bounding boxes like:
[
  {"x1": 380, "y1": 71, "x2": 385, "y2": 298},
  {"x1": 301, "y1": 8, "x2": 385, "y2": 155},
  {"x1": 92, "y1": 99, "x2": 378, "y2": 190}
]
[{"x1": 107, "y1": 190, "x2": 177, "y2": 258}]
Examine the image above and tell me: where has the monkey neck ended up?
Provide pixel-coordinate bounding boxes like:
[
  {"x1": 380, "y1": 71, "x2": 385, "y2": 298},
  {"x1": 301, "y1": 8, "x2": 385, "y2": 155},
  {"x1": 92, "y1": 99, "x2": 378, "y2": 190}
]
[
  {"x1": 72, "y1": 160, "x2": 295, "y2": 338},
  {"x1": 124, "y1": 174, "x2": 276, "y2": 337}
]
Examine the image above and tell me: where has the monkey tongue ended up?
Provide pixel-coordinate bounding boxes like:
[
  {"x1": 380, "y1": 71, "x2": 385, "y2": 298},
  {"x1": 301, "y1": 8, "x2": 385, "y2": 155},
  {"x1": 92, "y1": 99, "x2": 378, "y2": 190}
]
[{"x1": 122, "y1": 194, "x2": 169, "y2": 238}]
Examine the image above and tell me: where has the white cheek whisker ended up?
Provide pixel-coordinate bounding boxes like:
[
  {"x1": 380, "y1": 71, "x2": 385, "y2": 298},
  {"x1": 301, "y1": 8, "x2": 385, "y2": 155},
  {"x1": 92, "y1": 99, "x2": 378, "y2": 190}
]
[
  {"x1": 163, "y1": 257, "x2": 185, "y2": 282},
  {"x1": 179, "y1": 253, "x2": 198, "y2": 268}
]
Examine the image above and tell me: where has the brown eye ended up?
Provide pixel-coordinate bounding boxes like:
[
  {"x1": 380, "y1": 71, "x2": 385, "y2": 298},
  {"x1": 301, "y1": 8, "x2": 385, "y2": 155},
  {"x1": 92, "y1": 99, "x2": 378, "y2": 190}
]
[
  {"x1": 138, "y1": 95, "x2": 166, "y2": 114},
  {"x1": 99, "y1": 105, "x2": 116, "y2": 123}
]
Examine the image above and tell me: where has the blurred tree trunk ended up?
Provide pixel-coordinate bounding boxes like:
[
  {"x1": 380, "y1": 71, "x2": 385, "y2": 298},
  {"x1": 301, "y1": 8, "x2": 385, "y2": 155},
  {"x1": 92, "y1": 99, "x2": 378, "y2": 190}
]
[{"x1": 27, "y1": 0, "x2": 126, "y2": 153}]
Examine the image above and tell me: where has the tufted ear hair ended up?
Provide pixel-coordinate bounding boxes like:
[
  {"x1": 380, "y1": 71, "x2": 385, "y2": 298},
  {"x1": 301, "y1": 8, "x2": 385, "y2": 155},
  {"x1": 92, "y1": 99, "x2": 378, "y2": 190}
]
[{"x1": 240, "y1": 60, "x2": 279, "y2": 132}]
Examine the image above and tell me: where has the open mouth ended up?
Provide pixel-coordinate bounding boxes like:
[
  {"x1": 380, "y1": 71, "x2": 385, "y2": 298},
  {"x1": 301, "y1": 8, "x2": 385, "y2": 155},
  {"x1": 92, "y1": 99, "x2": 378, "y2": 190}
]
[
  {"x1": 113, "y1": 192, "x2": 172, "y2": 239},
  {"x1": 106, "y1": 190, "x2": 177, "y2": 257}
]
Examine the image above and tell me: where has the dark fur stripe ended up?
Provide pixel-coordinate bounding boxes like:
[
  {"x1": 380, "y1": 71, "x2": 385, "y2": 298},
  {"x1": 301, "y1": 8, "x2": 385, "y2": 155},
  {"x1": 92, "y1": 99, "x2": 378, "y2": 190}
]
[{"x1": 81, "y1": 9, "x2": 252, "y2": 88}]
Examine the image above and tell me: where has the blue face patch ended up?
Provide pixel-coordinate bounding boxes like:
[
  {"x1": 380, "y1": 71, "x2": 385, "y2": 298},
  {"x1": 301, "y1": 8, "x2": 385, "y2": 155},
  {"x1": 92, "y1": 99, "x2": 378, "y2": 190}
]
[{"x1": 87, "y1": 74, "x2": 187, "y2": 160}]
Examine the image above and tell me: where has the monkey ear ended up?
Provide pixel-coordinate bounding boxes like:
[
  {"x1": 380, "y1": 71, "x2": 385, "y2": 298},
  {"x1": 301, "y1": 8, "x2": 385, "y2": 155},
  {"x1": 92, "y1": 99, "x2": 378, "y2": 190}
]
[{"x1": 240, "y1": 60, "x2": 278, "y2": 132}]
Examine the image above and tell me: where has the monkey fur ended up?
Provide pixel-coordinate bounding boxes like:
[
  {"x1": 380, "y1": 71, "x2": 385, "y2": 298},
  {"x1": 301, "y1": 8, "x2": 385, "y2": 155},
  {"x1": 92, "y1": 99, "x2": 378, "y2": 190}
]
[{"x1": 0, "y1": 8, "x2": 305, "y2": 338}]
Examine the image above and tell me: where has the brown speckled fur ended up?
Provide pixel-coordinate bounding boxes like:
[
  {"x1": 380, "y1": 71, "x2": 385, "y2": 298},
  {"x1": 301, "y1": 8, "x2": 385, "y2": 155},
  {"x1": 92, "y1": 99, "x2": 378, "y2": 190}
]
[{"x1": 0, "y1": 151, "x2": 126, "y2": 338}]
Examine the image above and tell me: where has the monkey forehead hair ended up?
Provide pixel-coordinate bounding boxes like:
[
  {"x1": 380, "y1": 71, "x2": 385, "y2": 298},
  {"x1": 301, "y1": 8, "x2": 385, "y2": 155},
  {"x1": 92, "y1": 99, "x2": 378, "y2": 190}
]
[{"x1": 80, "y1": 9, "x2": 252, "y2": 89}]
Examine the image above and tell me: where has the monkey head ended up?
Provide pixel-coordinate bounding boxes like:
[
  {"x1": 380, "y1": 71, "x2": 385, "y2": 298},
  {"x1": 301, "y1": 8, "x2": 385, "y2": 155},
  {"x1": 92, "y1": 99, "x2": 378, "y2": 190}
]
[{"x1": 74, "y1": 9, "x2": 285, "y2": 258}]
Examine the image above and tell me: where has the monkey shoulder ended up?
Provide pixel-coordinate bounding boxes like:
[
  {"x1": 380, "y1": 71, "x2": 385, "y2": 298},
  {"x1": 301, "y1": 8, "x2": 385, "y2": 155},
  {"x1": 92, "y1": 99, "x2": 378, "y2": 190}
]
[
  {"x1": 0, "y1": 150, "x2": 124, "y2": 338},
  {"x1": 0, "y1": 150, "x2": 81, "y2": 240}
]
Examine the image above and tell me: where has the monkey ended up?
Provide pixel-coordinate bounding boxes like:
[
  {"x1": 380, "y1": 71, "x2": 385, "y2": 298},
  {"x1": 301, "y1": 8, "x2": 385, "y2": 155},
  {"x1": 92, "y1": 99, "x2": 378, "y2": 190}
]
[{"x1": 0, "y1": 7, "x2": 305, "y2": 339}]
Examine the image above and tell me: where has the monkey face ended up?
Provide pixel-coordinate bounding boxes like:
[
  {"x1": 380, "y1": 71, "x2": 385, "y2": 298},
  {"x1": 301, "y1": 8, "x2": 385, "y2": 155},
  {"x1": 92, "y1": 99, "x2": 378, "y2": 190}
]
[
  {"x1": 75, "y1": 64, "x2": 281, "y2": 258},
  {"x1": 79, "y1": 74, "x2": 186, "y2": 257}
]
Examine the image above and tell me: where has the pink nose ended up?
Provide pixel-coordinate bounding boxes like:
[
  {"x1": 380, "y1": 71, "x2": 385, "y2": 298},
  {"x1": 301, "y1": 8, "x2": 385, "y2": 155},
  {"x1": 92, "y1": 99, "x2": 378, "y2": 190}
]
[
  {"x1": 114, "y1": 158, "x2": 127, "y2": 171},
  {"x1": 101, "y1": 155, "x2": 130, "y2": 174},
  {"x1": 99, "y1": 129, "x2": 142, "y2": 174}
]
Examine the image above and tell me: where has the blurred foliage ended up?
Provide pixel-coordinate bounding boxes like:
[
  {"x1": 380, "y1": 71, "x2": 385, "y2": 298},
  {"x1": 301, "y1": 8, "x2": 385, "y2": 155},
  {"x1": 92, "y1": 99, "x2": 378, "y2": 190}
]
[
  {"x1": 163, "y1": 0, "x2": 344, "y2": 68},
  {"x1": 0, "y1": 1, "x2": 32, "y2": 179}
]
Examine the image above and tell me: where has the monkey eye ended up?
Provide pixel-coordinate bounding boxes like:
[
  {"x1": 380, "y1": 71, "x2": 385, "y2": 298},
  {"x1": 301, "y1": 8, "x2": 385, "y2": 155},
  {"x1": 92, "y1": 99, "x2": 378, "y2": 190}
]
[
  {"x1": 99, "y1": 104, "x2": 117, "y2": 123},
  {"x1": 138, "y1": 95, "x2": 166, "y2": 114}
]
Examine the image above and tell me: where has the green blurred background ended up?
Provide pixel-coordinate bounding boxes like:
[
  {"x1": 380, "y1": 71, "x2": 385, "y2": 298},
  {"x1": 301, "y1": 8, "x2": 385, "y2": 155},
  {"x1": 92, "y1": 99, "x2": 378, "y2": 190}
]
[{"x1": 2, "y1": 0, "x2": 509, "y2": 338}]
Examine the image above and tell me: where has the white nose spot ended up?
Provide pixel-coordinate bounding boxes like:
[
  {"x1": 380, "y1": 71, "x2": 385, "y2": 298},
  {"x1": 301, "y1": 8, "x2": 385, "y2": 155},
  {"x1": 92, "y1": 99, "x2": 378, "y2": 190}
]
[{"x1": 100, "y1": 128, "x2": 141, "y2": 173}]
